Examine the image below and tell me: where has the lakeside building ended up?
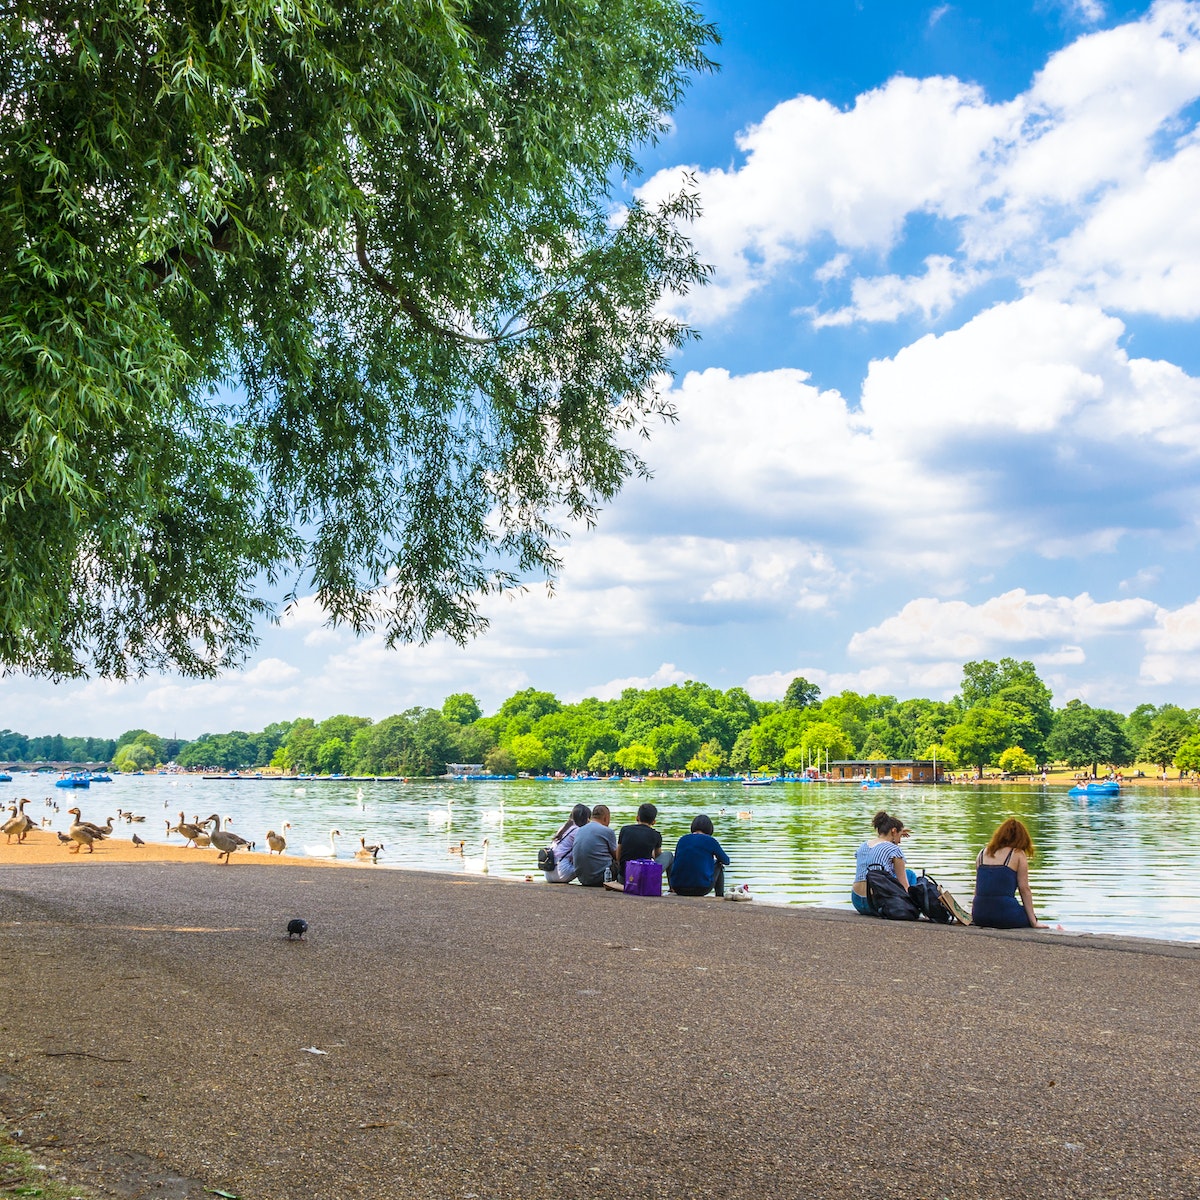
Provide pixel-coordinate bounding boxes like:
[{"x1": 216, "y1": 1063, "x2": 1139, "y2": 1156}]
[{"x1": 829, "y1": 759, "x2": 946, "y2": 783}]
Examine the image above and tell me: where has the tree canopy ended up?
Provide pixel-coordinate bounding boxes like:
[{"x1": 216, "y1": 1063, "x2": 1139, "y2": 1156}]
[
  {"x1": 1045, "y1": 700, "x2": 1132, "y2": 775},
  {"x1": 1, "y1": 0, "x2": 716, "y2": 679}
]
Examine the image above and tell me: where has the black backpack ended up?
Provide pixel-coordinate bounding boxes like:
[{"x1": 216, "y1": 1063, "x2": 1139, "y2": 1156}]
[
  {"x1": 909, "y1": 871, "x2": 953, "y2": 923},
  {"x1": 864, "y1": 864, "x2": 920, "y2": 920}
]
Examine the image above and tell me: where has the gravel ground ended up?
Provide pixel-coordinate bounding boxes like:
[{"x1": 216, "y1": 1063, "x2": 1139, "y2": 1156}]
[{"x1": 1, "y1": 859, "x2": 1198, "y2": 1200}]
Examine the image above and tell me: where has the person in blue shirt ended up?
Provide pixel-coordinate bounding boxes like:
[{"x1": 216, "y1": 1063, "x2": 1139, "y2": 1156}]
[{"x1": 670, "y1": 814, "x2": 730, "y2": 897}]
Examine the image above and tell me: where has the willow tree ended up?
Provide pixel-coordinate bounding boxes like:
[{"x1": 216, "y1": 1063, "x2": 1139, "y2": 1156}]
[{"x1": 1, "y1": 0, "x2": 715, "y2": 678}]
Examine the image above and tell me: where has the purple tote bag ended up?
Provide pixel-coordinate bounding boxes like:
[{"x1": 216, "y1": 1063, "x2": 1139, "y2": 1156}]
[{"x1": 624, "y1": 859, "x2": 663, "y2": 896}]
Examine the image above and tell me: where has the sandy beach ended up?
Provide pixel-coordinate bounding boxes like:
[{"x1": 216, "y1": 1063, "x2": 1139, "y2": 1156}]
[{"x1": 0, "y1": 827, "x2": 352, "y2": 868}]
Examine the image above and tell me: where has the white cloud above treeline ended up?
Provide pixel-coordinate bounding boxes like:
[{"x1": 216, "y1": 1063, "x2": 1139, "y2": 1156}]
[{"x1": 643, "y1": 0, "x2": 1200, "y2": 326}]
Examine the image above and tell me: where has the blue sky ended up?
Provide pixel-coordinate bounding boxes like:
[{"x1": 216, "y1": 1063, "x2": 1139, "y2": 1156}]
[{"x1": 12, "y1": 0, "x2": 1200, "y2": 738}]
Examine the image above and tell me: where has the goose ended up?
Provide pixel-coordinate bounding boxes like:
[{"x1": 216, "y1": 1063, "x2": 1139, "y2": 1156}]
[
  {"x1": 168, "y1": 812, "x2": 205, "y2": 847},
  {"x1": 481, "y1": 799, "x2": 505, "y2": 827},
  {"x1": 3, "y1": 799, "x2": 33, "y2": 844},
  {"x1": 206, "y1": 814, "x2": 250, "y2": 865},
  {"x1": 426, "y1": 797, "x2": 452, "y2": 827},
  {"x1": 355, "y1": 837, "x2": 383, "y2": 861},
  {"x1": 736, "y1": 811, "x2": 752, "y2": 820},
  {"x1": 66, "y1": 808, "x2": 95, "y2": 854},
  {"x1": 462, "y1": 838, "x2": 490, "y2": 874},
  {"x1": 74, "y1": 812, "x2": 112, "y2": 839},
  {"x1": 2, "y1": 804, "x2": 27, "y2": 845},
  {"x1": 448, "y1": 840, "x2": 465, "y2": 856},
  {"x1": 304, "y1": 830, "x2": 341, "y2": 858},
  {"x1": 266, "y1": 829, "x2": 287, "y2": 855}
]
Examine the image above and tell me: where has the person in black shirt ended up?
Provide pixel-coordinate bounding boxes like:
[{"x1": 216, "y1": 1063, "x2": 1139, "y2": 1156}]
[{"x1": 616, "y1": 802, "x2": 673, "y2": 884}]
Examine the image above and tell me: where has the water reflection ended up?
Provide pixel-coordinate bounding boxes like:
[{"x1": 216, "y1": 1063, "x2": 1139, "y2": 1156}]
[{"x1": 12, "y1": 775, "x2": 1200, "y2": 941}]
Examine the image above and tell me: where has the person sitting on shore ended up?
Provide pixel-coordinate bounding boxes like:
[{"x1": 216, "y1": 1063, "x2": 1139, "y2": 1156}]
[
  {"x1": 572, "y1": 804, "x2": 617, "y2": 887},
  {"x1": 670, "y1": 814, "x2": 730, "y2": 898},
  {"x1": 971, "y1": 817, "x2": 1051, "y2": 929},
  {"x1": 543, "y1": 803, "x2": 592, "y2": 884},
  {"x1": 616, "y1": 802, "x2": 673, "y2": 885},
  {"x1": 851, "y1": 810, "x2": 916, "y2": 915}
]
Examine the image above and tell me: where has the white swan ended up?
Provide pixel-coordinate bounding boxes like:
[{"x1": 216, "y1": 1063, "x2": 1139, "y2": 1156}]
[
  {"x1": 356, "y1": 786, "x2": 365, "y2": 810},
  {"x1": 481, "y1": 799, "x2": 505, "y2": 827},
  {"x1": 304, "y1": 829, "x2": 341, "y2": 857},
  {"x1": 427, "y1": 797, "x2": 452, "y2": 827},
  {"x1": 463, "y1": 838, "x2": 490, "y2": 874}
]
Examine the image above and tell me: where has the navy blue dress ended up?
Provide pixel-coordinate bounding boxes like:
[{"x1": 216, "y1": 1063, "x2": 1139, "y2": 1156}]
[{"x1": 971, "y1": 849, "x2": 1032, "y2": 928}]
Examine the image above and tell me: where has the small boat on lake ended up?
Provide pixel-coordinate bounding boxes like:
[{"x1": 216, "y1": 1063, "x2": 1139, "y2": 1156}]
[
  {"x1": 0, "y1": 772, "x2": 11, "y2": 783},
  {"x1": 55, "y1": 773, "x2": 91, "y2": 789},
  {"x1": 1069, "y1": 780, "x2": 1120, "y2": 797}
]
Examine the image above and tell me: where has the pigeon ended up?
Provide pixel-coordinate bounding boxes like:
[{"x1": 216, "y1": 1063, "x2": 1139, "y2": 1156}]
[
  {"x1": 132, "y1": 833, "x2": 145, "y2": 847},
  {"x1": 287, "y1": 918, "x2": 308, "y2": 941}
]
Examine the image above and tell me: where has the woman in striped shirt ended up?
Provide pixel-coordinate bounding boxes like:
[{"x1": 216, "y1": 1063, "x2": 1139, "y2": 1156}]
[{"x1": 850, "y1": 810, "x2": 915, "y2": 915}]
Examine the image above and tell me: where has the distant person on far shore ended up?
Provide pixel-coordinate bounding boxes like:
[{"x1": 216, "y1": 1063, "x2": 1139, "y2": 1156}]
[
  {"x1": 573, "y1": 804, "x2": 617, "y2": 887},
  {"x1": 670, "y1": 814, "x2": 729, "y2": 898},
  {"x1": 543, "y1": 803, "x2": 591, "y2": 884},
  {"x1": 971, "y1": 817, "x2": 1052, "y2": 929},
  {"x1": 851, "y1": 810, "x2": 915, "y2": 915},
  {"x1": 616, "y1": 802, "x2": 673, "y2": 884}
]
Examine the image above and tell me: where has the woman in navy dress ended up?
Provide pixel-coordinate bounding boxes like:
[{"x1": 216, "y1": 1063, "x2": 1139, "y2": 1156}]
[{"x1": 972, "y1": 817, "x2": 1048, "y2": 928}]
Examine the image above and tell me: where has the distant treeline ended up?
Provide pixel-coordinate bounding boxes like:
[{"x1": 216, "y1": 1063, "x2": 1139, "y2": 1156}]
[
  {"x1": 8, "y1": 659, "x2": 1200, "y2": 778},
  {"x1": 0, "y1": 732, "x2": 118, "y2": 764}
]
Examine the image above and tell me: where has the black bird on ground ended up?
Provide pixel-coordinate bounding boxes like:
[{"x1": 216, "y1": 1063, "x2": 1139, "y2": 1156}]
[{"x1": 286, "y1": 918, "x2": 308, "y2": 941}]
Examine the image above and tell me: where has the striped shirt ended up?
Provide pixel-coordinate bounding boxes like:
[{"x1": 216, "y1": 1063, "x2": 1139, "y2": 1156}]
[{"x1": 854, "y1": 839, "x2": 905, "y2": 883}]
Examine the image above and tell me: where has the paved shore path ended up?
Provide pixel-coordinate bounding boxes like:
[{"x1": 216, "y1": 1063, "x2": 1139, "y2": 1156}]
[{"x1": 1, "y1": 847, "x2": 1198, "y2": 1199}]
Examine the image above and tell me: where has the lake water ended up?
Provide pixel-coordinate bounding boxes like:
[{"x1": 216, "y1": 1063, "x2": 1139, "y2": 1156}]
[{"x1": 13, "y1": 774, "x2": 1200, "y2": 942}]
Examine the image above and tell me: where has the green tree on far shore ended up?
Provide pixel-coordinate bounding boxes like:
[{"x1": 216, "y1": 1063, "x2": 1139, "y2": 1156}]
[
  {"x1": 113, "y1": 741, "x2": 158, "y2": 771},
  {"x1": 1140, "y1": 707, "x2": 1198, "y2": 775},
  {"x1": 1045, "y1": 700, "x2": 1131, "y2": 777},
  {"x1": 1174, "y1": 734, "x2": 1200, "y2": 775},
  {"x1": 686, "y1": 740, "x2": 725, "y2": 775},
  {"x1": 614, "y1": 743, "x2": 658, "y2": 774},
  {"x1": 998, "y1": 746, "x2": 1037, "y2": 775},
  {"x1": 442, "y1": 694, "x2": 483, "y2": 726},
  {"x1": 781, "y1": 676, "x2": 821, "y2": 710}
]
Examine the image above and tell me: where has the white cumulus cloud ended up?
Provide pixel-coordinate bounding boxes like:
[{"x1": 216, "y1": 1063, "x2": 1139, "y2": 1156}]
[
  {"x1": 645, "y1": 1, "x2": 1200, "y2": 326},
  {"x1": 849, "y1": 589, "x2": 1160, "y2": 662}
]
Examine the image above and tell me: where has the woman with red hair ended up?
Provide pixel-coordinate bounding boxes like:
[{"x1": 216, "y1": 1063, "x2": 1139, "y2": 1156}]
[{"x1": 972, "y1": 817, "x2": 1049, "y2": 929}]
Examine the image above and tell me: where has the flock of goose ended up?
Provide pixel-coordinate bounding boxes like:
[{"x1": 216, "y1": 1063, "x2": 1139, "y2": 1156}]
[{"x1": 2, "y1": 797, "x2": 479, "y2": 869}]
